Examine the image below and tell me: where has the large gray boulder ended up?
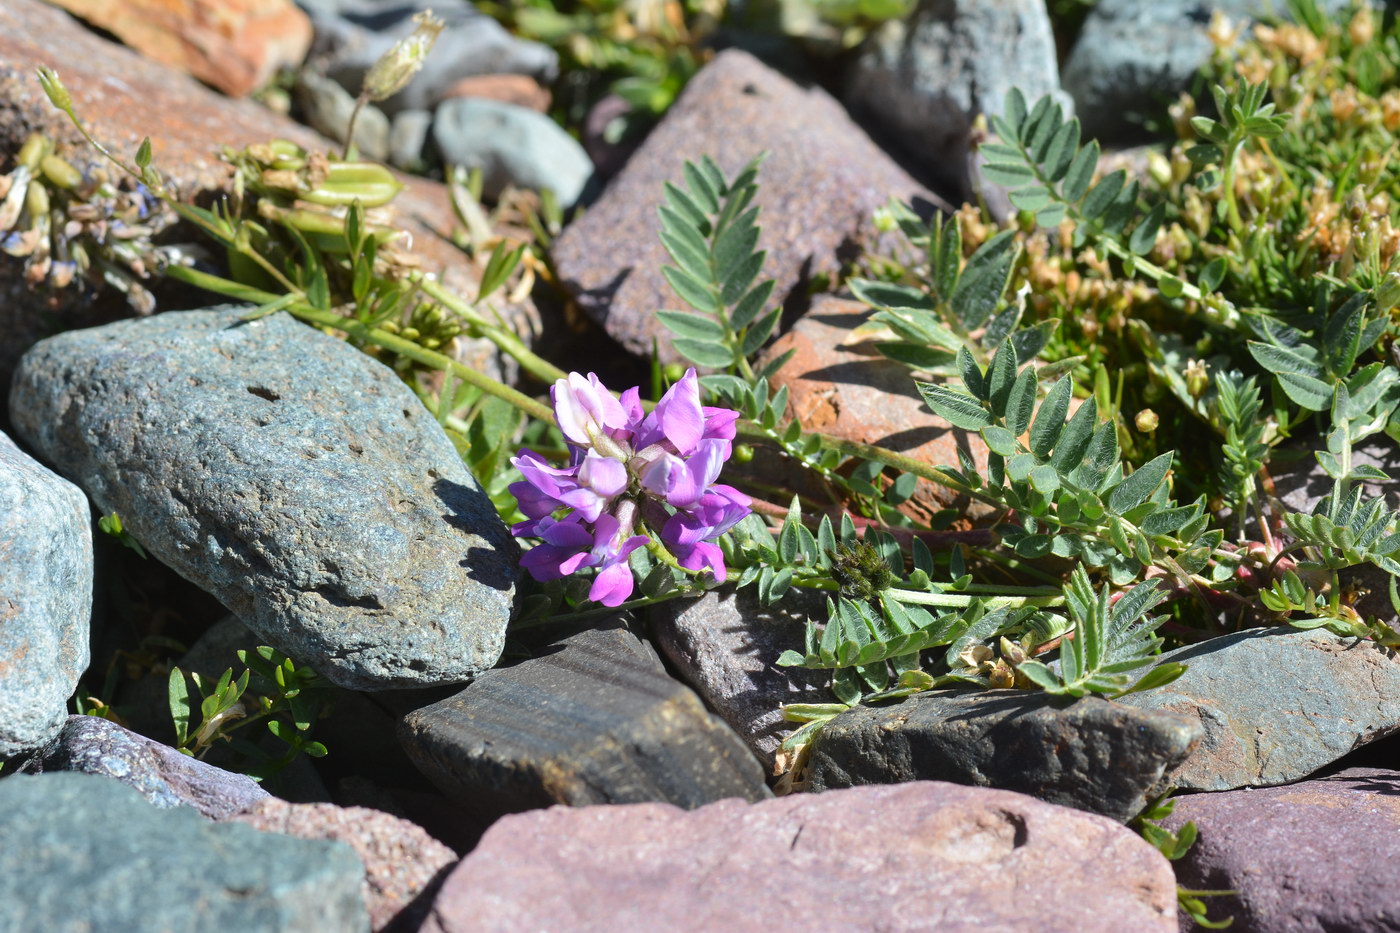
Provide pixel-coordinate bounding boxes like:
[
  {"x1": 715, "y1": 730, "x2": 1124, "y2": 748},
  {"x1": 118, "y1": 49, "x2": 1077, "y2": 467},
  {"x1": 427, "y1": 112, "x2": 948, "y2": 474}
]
[
  {"x1": 9, "y1": 308, "x2": 517, "y2": 691},
  {"x1": 0, "y1": 430, "x2": 91, "y2": 758},
  {"x1": 1118, "y1": 627, "x2": 1400, "y2": 790},
  {"x1": 433, "y1": 98, "x2": 594, "y2": 207},
  {"x1": 0, "y1": 772, "x2": 367, "y2": 931}
]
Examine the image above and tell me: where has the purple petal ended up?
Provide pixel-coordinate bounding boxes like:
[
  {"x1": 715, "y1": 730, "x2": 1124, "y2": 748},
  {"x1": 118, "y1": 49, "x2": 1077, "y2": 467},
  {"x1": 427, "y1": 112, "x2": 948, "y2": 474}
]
[
  {"x1": 656, "y1": 368, "x2": 704, "y2": 455},
  {"x1": 701, "y1": 406, "x2": 740, "y2": 441},
  {"x1": 578, "y1": 450, "x2": 629, "y2": 497},
  {"x1": 589, "y1": 561, "x2": 635, "y2": 606}
]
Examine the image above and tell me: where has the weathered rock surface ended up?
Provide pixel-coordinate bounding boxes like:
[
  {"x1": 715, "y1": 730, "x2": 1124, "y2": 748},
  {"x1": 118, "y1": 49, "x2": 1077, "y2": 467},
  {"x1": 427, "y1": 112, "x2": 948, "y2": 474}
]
[
  {"x1": 433, "y1": 98, "x2": 593, "y2": 207},
  {"x1": 399, "y1": 623, "x2": 770, "y2": 813},
  {"x1": 420, "y1": 781, "x2": 1179, "y2": 932},
  {"x1": 761, "y1": 296, "x2": 994, "y2": 524},
  {"x1": 230, "y1": 798, "x2": 457, "y2": 933},
  {"x1": 1118, "y1": 628, "x2": 1400, "y2": 790},
  {"x1": 552, "y1": 49, "x2": 947, "y2": 364},
  {"x1": 650, "y1": 587, "x2": 829, "y2": 769},
  {"x1": 297, "y1": 71, "x2": 391, "y2": 163},
  {"x1": 9, "y1": 307, "x2": 518, "y2": 690},
  {"x1": 46, "y1": 0, "x2": 312, "y2": 98},
  {"x1": 300, "y1": 0, "x2": 558, "y2": 115},
  {"x1": 0, "y1": 0, "x2": 537, "y2": 398},
  {"x1": 1163, "y1": 768, "x2": 1400, "y2": 932},
  {"x1": 805, "y1": 689, "x2": 1202, "y2": 822},
  {"x1": 845, "y1": 0, "x2": 1068, "y2": 199},
  {"x1": 388, "y1": 109, "x2": 434, "y2": 172},
  {"x1": 0, "y1": 772, "x2": 368, "y2": 931},
  {"x1": 22, "y1": 715, "x2": 268, "y2": 818},
  {"x1": 1270, "y1": 433, "x2": 1400, "y2": 516},
  {"x1": 440, "y1": 74, "x2": 551, "y2": 112},
  {"x1": 0, "y1": 430, "x2": 91, "y2": 758}
]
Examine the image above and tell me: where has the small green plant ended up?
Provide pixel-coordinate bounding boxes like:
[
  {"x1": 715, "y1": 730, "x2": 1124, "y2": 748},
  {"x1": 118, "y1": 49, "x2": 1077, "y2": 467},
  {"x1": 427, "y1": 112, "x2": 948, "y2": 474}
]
[
  {"x1": 96, "y1": 511, "x2": 148, "y2": 559},
  {"x1": 1136, "y1": 794, "x2": 1235, "y2": 929}
]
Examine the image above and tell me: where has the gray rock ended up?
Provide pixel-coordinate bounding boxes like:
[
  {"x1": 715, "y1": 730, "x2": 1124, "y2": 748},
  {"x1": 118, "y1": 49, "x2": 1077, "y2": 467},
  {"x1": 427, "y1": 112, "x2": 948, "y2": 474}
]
[
  {"x1": 389, "y1": 108, "x2": 434, "y2": 172},
  {"x1": 805, "y1": 689, "x2": 1202, "y2": 822},
  {"x1": 297, "y1": 71, "x2": 391, "y2": 162},
  {"x1": 298, "y1": 0, "x2": 557, "y2": 116},
  {"x1": 551, "y1": 49, "x2": 947, "y2": 364},
  {"x1": 399, "y1": 623, "x2": 771, "y2": 813},
  {"x1": 1270, "y1": 432, "x2": 1400, "y2": 516},
  {"x1": 0, "y1": 430, "x2": 91, "y2": 758},
  {"x1": 433, "y1": 98, "x2": 593, "y2": 207},
  {"x1": 1118, "y1": 627, "x2": 1400, "y2": 790},
  {"x1": 0, "y1": 771, "x2": 367, "y2": 931},
  {"x1": 24, "y1": 714, "x2": 269, "y2": 819},
  {"x1": 8, "y1": 307, "x2": 517, "y2": 691},
  {"x1": 420, "y1": 781, "x2": 1179, "y2": 933},
  {"x1": 650, "y1": 587, "x2": 829, "y2": 770},
  {"x1": 845, "y1": 0, "x2": 1069, "y2": 200},
  {"x1": 1161, "y1": 767, "x2": 1400, "y2": 932},
  {"x1": 1062, "y1": 0, "x2": 1353, "y2": 142}
]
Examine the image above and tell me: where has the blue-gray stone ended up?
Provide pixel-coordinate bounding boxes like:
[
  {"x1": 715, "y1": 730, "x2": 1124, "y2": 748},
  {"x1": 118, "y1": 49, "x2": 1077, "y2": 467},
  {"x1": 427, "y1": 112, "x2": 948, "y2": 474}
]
[
  {"x1": 844, "y1": 0, "x2": 1069, "y2": 199},
  {"x1": 298, "y1": 0, "x2": 558, "y2": 115},
  {"x1": 0, "y1": 772, "x2": 367, "y2": 932},
  {"x1": 389, "y1": 108, "x2": 435, "y2": 172},
  {"x1": 1118, "y1": 627, "x2": 1400, "y2": 790},
  {"x1": 25, "y1": 715, "x2": 269, "y2": 819},
  {"x1": 0, "y1": 430, "x2": 91, "y2": 758},
  {"x1": 296, "y1": 71, "x2": 391, "y2": 163},
  {"x1": 433, "y1": 98, "x2": 594, "y2": 207},
  {"x1": 8, "y1": 307, "x2": 517, "y2": 691}
]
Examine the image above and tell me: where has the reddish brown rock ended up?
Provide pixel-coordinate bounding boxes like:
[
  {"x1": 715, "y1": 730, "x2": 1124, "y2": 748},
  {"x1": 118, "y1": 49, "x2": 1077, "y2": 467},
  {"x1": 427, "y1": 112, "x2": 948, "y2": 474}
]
[
  {"x1": 0, "y1": 0, "x2": 536, "y2": 400},
  {"x1": 551, "y1": 49, "x2": 949, "y2": 364},
  {"x1": 420, "y1": 781, "x2": 1179, "y2": 933},
  {"x1": 45, "y1": 0, "x2": 312, "y2": 98},
  {"x1": 229, "y1": 798, "x2": 457, "y2": 933},
  {"x1": 1162, "y1": 768, "x2": 1400, "y2": 932},
  {"x1": 438, "y1": 74, "x2": 551, "y2": 113},
  {"x1": 761, "y1": 295, "x2": 994, "y2": 524}
]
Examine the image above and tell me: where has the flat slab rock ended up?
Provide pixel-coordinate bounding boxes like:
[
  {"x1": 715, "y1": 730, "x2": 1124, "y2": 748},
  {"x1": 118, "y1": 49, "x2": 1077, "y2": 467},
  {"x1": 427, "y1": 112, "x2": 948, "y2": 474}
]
[
  {"x1": 9, "y1": 308, "x2": 518, "y2": 690},
  {"x1": 1163, "y1": 768, "x2": 1400, "y2": 933},
  {"x1": 551, "y1": 48, "x2": 947, "y2": 364},
  {"x1": 650, "y1": 587, "x2": 829, "y2": 770},
  {"x1": 229, "y1": 798, "x2": 457, "y2": 933},
  {"x1": 804, "y1": 688, "x2": 1202, "y2": 822},
  {"x1": 398, "y1": 623, "x2": 770, "y2": 814},
  {"x1": 1117, "y1": 627, "x2": 1400, "y2": 790},
  {"x1": 0, "y1": 772, "x2": 367, "y2": 931},
  {"x1": 22, "y1": 714, "x2": 268, "y2": 819},
  {"x1": 419, "y1": 781, "x2": 1178, "y2": 933},
  {"x1": 0, "y1": 430, "x2": 91, "y2": 758}
]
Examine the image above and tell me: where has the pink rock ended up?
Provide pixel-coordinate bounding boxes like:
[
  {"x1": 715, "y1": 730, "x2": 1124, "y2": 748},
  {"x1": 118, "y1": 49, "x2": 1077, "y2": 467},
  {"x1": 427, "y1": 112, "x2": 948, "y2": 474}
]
[
  {"x1": 438, "y1": 74, "x2": 551, "y2": 113},
  {"x1": 421, "y1": 781, "x2": 1178, "y2": 932},
  {"x1": 229, "y1": 799, "x2": 456, "y2": 932}
]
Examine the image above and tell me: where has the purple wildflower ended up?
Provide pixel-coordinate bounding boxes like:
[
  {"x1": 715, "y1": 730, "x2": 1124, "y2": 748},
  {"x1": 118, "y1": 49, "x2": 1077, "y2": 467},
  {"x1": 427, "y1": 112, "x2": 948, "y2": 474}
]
[{"x1": 510, "y1": 368, "x2": 751, "y2": 604}]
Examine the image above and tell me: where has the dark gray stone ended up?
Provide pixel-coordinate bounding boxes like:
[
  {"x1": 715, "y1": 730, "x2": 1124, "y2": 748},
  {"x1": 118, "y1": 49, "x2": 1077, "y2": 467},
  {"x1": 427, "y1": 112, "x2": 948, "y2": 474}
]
[
  {"x1": 399, "y1": 623, "x2": 771, "y2": 813},
  {"x1": 24, "y1": 715, "x2": 269, "y2": 819},
  {"x1": 650, "y1": 587, "x2": 829, "y2": 770},
  {"x1": 844, "y1": 0, "x2": 1068, "y2": 200},
  {"x1": 432, "y1": 98, "x2": 593, "y2": 207},
  {"x1": 298, "y1": 0, "x2": 558, "y2": 115},
  {"x1": 1118, "y1": 627, "x2": 1400, "y2": 790},
  {"x1": 551, "y1": 48, "x2": 947, "y2": 364},
  {"x1": 8, "y1": 307, "x2": 517, "y2": 691},
  {"x1": 805, "y1": 689, "x2": 1202, "y2": 822},
  {"x1": 0, "y1": 771, "x2": 367, "y2": 931},
  {"x1": 1162, "y1": 768, "x2": 1400, "y2": 932},
  {"x1": 0, "y1": 430, "x2": 91, "y2": 758}
]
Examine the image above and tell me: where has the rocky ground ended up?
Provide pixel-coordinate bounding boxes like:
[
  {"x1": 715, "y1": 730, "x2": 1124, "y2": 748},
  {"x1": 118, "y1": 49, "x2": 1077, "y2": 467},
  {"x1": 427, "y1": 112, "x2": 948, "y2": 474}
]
[{"x1": 3, "y1": 0, "x2": 1400, "y2": 931}]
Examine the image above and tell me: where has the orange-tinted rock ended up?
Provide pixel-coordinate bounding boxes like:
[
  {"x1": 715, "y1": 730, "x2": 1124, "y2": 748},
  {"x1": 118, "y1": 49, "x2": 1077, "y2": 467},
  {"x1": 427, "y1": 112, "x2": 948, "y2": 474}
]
[
  {"x1": 760, "y1": 295, "x2": 994, "y2": 525},
  {"x1": 439, "y1": 74, "x2": 551, "y2": 113},
  {"x1": 45, "y1": 0, "x2": 312, "y2": 98}
]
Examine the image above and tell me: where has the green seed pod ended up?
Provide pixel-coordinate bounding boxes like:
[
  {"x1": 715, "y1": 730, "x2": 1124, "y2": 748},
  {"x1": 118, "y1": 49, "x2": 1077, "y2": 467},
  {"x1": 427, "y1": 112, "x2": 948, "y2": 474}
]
[
  {"x1": 401, "y1": 327, "x2": 420, "y2": 341},
  {"x1": 25, "y1": 177, "x2": 49, "y2": 217},
  {"x1": 733, "y1": 443, "x2": 754, "y2": 464},
  {"x1": 39, "y1": 153, "x2": 81, "y2": 190},
  {"x1": 17, "y1": 134, "x2": 49, "y2": 171}
]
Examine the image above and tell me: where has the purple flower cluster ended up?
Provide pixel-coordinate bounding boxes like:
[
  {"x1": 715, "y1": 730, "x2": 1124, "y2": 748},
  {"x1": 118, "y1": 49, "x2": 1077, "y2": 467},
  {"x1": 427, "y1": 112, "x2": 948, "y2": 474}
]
[{"x1": 510, "y1": 369, "x2": 751, "y2": 606}]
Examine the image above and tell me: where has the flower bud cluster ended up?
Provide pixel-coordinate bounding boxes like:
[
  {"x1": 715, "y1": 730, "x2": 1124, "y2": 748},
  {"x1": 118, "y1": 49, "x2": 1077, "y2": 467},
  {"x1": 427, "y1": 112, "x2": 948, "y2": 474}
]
[{"x1": 510, "y1": 369, "x2": 751, "y2": 606}]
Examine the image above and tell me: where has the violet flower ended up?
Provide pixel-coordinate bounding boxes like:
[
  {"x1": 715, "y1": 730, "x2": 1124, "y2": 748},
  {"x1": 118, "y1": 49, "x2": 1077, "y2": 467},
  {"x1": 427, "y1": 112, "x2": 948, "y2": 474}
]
[{"x1": 510, "y1": 368, "x2": 751, "y2": 606}]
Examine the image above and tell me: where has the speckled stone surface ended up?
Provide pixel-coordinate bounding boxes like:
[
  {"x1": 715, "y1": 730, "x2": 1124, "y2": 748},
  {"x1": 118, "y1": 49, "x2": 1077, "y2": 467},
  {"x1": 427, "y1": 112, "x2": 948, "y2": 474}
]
[
  {"x1": 551, "y1": 48, "x2": 947, "y2": 364},
  {"x1": 0, "y1": 772, "x2": 368, "y2": 932},
  {"x1": 24, "y1": 715, "x2": 268, "y2": 819},
  {"x1": 230, "y1": 798, "x2": 457, "y2": 932},
  {"x1": 9, "y1": 307, "x2": 518, "y2": 690},
  {"x1": 1118, "y1": 628, "x2": 1400, "y2": 790},
  {"x1": 805, "y1": 689, "x2": 1202, "y2": 822},
  {"x1": 420, "y1": 781, "x2": 1178, "y2": 933},
  {"x1": 1163, "y1": 768, "x2": 1400, "y2": 932},
  {"x1": 0, "y1": 430, "x2": 91, "y2": 758}
]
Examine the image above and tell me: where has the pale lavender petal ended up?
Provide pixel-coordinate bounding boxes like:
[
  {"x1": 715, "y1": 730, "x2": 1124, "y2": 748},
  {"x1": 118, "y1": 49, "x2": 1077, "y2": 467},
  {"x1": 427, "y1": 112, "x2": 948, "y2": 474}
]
[
  {"x1": 656, "y1": 368, "x2": 704, "y2": 455},
  {"x1": 579, "y1": 450, "x2": 629, "y2": 497},
  {"x1": 701, "y1": 406, "x2": 740, "y2": 441}
]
